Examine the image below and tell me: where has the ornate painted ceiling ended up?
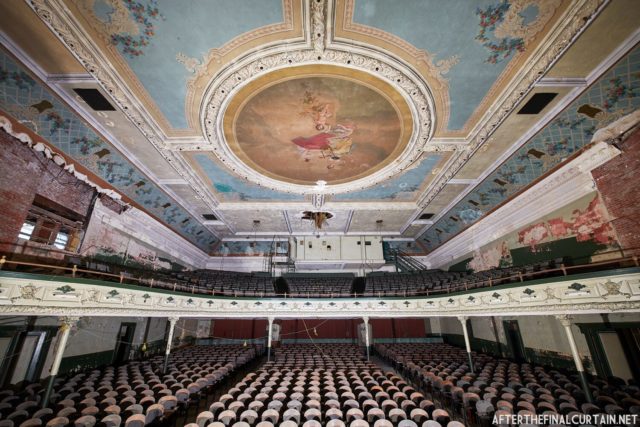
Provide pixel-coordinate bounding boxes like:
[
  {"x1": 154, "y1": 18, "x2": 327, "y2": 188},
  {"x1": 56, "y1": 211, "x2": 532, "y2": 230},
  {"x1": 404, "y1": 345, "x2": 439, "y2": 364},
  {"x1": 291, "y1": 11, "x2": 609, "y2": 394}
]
[{"x1": 0, "y1": 0, "x2": 639, "y2": 255}]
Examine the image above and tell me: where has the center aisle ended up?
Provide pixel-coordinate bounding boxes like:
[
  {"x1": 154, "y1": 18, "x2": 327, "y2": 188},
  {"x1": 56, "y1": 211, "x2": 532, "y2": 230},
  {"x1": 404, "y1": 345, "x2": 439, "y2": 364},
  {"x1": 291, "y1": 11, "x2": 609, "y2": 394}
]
[{"x1": 186, "y1": 343, "x2": 459, "y2": 427}]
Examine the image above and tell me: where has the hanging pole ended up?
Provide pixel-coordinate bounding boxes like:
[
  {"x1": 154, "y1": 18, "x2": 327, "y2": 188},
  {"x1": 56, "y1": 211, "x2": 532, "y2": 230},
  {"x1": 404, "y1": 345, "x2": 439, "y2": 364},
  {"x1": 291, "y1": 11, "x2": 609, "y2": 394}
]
[
  {"x1": 42, "y1": 316, "x2": 79, "y2": 408},
  {"x1": 163, "y1": 317, "x2": 179, "y2": 375},
  {"x1": 556, "y1": 315, "x2": 593, "y2": 403},
  {"x1": 458, "y1": 316, "x2": 474, "y2": 372},
  {"x1": 267, "y1": 317, "x2": 274, "y2": 362}
]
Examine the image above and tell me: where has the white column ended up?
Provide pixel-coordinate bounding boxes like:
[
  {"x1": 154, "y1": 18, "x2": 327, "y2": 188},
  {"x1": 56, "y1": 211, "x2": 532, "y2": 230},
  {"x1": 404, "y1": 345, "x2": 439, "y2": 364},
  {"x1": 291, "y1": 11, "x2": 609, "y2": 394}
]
[
  {"x1": 556, "y1": 315, "x2": 593, "y2": 402},
  {"x1": 458, "y1": 316, "x2": 474, "y2": 372},
  {"x1": 42, "y1": 316, "x2": 79, "y2": 408},
  {"x1": 163, "y1": 317, "x2": 179, "y2": 374},
  {"x1": 267, "y1": 317, "x2": 274, "y2": 362},
  {"x1": 363, "y1": 316, "x2": 370, "y2": 361}
]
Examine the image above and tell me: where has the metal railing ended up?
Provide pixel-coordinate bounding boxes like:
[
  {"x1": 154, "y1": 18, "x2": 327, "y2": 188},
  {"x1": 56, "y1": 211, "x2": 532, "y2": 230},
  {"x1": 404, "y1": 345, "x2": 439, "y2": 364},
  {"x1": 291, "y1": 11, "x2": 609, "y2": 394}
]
[{"x1": 0, "y1": 245, "x2": 638, "y2": 299}]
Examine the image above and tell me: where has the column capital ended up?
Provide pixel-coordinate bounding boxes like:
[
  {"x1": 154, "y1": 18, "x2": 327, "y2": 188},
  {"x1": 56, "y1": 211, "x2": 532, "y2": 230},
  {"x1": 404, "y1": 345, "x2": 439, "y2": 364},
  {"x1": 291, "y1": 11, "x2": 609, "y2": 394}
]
[
  {"x1": 362, "y1": 316, "x2": 369, "y2": 323},
  {"x1": 555, "y1": 314, "x2": 574, "y2": 327},
  {"x1": 457, "y1": 315, "x2": 468, "y2": 323},
  {"x1": 267, "y1": 316, "x2": 275, "y2": 323},
  {"x1": 168, "y1": 316, "x2": 180, "y2": 324},
  {"x1": 59, "y1": 316, "x2": 79, "y2": 331}
]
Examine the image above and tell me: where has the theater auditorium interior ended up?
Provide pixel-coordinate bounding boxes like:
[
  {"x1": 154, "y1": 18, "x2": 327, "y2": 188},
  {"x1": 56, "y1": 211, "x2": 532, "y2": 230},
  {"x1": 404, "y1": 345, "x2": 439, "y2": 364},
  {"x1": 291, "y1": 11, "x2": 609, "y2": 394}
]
[{"x1": 0, "y1": 0, "x2": 639, "y2": 426}]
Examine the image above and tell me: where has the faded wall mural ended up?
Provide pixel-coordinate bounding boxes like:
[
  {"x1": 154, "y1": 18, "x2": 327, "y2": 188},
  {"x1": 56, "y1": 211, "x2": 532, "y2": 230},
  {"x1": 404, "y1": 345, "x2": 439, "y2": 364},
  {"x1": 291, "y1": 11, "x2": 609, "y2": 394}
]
[
  {"x1": 212, "y1": 241, "x2": 289, "y2": 257},
  {"x1": 422, "y1": 45, "x2": 640, "y2": 251},
  {"x1": 384, "y1": 240, "x2": 427, "y2": 256},
  {"x1": 449, "y1": 193, "x2": 619, "y2": 272},
  {"x1": 80, "y1": 202, "x2": 188, "y2": 271},
  {"x1": 0, "y1": 49, "x2": 218, "y2": 251}
]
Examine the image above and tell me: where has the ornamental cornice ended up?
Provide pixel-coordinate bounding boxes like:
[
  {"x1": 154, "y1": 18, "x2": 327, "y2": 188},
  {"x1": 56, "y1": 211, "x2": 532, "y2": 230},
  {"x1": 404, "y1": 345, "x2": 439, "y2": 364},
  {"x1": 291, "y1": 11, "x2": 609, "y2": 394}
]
[
  {"x1": 424, "y1": 140, "x2": 621, "y2": 268},
  {"x1": 199, "y1": 31, "x2": 438, "y2": 195},
  {"x1": 415, "y1": 0, "x2": 607, "y2": 209},
  {"x1": 1, "y1": 270, "x2": 638, "y2": 319},
  {"x1": 25, "y1": 0, "x2": 222, "y2": 218}
]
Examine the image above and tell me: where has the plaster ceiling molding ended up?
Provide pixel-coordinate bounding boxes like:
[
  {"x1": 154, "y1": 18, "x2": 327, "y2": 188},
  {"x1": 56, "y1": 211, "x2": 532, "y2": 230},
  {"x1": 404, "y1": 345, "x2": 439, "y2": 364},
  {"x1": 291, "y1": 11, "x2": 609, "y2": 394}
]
[
  {"x1": 24, "y1": 0, "x2": 224, "y2": 224},
  {"x1": 424, "y1": 140, "x2": 622, "y2": 268},
  {"x1": 195, "y1": 0, "x2": 448, "y2": 197},
  {"x1": 414, "y1": 0, "x2": 608, "y2": 211}
]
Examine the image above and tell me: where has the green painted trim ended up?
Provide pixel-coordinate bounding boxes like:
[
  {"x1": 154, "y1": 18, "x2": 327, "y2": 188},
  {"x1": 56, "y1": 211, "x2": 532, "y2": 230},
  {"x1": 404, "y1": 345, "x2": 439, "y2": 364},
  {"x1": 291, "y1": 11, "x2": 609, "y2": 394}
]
[
  {"x1": 523, "y1": 347, "x2": 580, "y2": 371},
  {"x1": 59, "y1": 349, "x2": 114, "y2": 375},
  {"x1": 577, "y1": 321, "x2": 640, "y2": 378},
  {"x1": 441, "y1": 333, "x2": 580, "y2": 370}
]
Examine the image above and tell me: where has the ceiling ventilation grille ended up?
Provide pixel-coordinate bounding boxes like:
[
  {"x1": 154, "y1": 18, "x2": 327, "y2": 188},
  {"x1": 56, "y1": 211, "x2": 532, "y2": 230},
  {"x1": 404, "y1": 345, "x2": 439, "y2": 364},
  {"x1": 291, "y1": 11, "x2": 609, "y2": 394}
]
[
  {"x1": 518, "y1": 92, "x2": 558, "y2": 114},
  {"x1": 73, "y1": 88, "x2": 115, "y2": 111}
]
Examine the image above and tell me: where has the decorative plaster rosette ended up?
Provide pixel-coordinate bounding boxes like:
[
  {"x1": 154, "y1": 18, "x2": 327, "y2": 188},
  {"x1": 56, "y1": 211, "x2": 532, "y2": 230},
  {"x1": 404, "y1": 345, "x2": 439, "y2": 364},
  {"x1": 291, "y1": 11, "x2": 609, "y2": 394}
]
[{"x1": 201, "y1": 43, "x2": 437, "y2": 195}]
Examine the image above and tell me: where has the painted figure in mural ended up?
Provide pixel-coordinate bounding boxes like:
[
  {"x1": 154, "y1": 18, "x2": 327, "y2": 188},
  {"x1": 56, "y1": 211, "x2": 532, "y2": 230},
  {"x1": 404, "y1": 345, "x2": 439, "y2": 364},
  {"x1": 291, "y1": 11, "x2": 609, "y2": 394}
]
[{"x1": 292, "y1": 90, "x2": 356, "y2": 164}]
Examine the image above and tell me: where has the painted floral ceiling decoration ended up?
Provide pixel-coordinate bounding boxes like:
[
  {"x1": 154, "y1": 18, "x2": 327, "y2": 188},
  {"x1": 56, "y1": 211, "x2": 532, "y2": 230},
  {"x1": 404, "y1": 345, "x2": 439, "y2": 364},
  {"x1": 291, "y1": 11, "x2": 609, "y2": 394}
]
[{"x1": 0, "y1": 0, "x2": 637, "y2": 255}]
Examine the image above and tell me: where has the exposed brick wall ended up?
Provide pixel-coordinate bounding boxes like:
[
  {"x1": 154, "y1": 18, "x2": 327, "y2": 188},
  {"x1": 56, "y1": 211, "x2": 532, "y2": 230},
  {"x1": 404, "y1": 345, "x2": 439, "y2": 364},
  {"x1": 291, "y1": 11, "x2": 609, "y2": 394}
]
[
  {"x1": 591, "y1": 127, "x2": 640, "y2": 256},
  {"x1": 0, "y1": 130, "x2": 95, "y2": 253}
]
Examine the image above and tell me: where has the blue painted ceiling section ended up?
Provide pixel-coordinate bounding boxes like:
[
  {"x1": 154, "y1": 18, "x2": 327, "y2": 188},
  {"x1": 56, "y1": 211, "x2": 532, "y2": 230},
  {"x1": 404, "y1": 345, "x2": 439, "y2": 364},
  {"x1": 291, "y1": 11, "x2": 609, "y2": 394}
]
[
  {"x1": 94, "y1": 0, "x2": 284, "y2": 128},
  {"x1": 333, "y1": 154, "x2": 442, "y2": 201},
  {"x1": 0, "y1": 49, "x2": 218, "y2": 252},
  {"x1": 420, "y1": 45, "x2": 640, "y2": 250},
  {"x1": 193, "y1": 154, "x2": 302, "y2": 202},
  {"x1": 353, "y1": 0, "x2": 534, "y2": 130}
]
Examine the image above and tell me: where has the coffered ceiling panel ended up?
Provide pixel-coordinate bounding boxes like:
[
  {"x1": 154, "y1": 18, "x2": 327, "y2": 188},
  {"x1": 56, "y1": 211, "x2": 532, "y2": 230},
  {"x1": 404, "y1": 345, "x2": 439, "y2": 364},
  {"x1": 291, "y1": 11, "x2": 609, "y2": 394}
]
[{"x1": 348, "y1": 210, "x2": 415, "y2": 234}]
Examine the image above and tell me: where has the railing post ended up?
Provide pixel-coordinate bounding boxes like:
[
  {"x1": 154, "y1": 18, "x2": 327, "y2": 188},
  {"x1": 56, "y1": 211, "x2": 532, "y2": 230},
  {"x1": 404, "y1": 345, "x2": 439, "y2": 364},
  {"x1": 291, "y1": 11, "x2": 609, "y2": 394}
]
[
  {"x1": 150, "y1": 278, "x2": 154, "y2": 288},
  {"x1": 71, "y1": 265, "x2": 77, "y2": 278},
  {"x1": 119, "y1": 272, "x2": 124, "y2": 283},
  {"x1": 0, "y1": 255, "x2": 5, "y2": 270}
]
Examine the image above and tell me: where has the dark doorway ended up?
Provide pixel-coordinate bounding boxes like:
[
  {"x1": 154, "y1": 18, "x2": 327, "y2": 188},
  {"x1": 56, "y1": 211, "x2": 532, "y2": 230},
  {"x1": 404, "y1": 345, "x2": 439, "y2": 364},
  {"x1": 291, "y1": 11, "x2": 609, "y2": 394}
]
[
  {"x1": 113, "y1": 323, "x2": 136, "y2": 365},
  {"x1": 617, "y1": 327, "x2": 640, "y2": 382},
  {"x1": 504, "y1": 320, "x2": 526, "y2": 363}
]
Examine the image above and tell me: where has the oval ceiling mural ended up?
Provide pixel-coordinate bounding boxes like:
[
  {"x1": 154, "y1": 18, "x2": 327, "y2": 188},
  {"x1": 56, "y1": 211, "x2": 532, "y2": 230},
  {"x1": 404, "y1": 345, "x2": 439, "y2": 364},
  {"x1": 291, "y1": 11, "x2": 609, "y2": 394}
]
[{"x1": 223, "y1": 65, "x2": 413, "y2": 186}]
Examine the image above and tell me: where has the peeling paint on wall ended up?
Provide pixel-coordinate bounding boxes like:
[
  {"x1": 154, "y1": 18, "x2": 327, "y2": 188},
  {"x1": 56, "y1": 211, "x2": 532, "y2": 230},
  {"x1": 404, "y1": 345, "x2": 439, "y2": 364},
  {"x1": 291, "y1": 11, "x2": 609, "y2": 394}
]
[{"x1": 455, "y1": 193, "x2": 619, "y2": 271}]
